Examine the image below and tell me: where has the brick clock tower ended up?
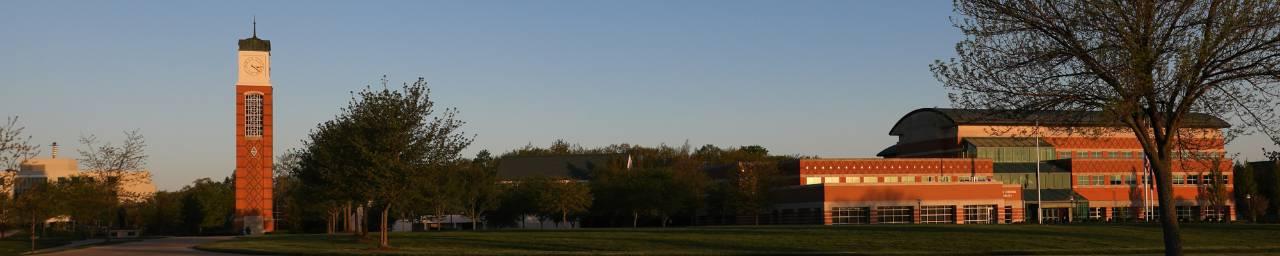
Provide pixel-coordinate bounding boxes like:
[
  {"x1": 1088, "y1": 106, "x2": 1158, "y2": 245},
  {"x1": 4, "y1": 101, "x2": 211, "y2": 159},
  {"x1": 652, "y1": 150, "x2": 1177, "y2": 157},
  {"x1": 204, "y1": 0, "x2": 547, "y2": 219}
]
[{"x1": 234, "y1": 22, "x2": 274, "y2": 234}]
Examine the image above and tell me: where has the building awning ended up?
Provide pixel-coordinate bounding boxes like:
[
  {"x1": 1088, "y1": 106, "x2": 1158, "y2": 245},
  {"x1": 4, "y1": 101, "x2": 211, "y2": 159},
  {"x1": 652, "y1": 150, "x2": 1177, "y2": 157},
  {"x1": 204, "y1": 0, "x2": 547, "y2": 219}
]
[
  {"x1": 1023, "y1": 189, "x2": 1086, "y2": 203},
  {"x1": 963, "y1": 137, "x2": 1053, "y2": 148}
]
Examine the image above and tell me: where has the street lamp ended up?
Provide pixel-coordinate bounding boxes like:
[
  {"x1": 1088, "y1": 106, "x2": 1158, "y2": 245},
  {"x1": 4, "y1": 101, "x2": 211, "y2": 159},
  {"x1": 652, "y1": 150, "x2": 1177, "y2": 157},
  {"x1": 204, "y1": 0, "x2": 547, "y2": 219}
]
[
  {"x1": 1069, "y1": 195, "x2": 1077, "y2": 223},
  {"x1": 1246, "y1": 194, "x2": 1254, "y2": 223}
]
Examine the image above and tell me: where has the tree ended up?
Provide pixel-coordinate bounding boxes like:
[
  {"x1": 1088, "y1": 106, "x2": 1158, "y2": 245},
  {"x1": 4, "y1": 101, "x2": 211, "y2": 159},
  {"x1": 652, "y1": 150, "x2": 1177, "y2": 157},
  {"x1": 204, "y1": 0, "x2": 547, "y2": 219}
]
[
  {"x1": 730, "y1": 161, "x2": 780, "y2": 225},
  {"x1": 296, "y1": 118, "x2": 365, "y2": 235},
  {"x1": 457, "y1": 151, "x2": 500, "y2": 230},
  {"x1": 180, "y1": 192, "x2": 205, "y2": 234},
  {"x1": 13, "y1": 183, "x2": 55, "y2": 252},
  {"x1": 669, "y1": 155, "x2": 710, "y2": 226},
  {"x1": 534, "y1": 178, "x2": 592, "y2": 227},
  {"x1": 332, "y1": 77, "x2": 472, "y2": 248},
  {"x1": 0, "y1": 116, "x2": 39, "y2": 239},
  {"x1": 0, "y1": 116, "x2": 40, "y2": 172},
  {"x1": 76, "y1": 130, "x2": 148, "y2": 240},
  {"x1": 139, "y1": 191, "x2": 184, "y2": 235},
  {"x1": 1197, "y1": 158, "x2": 1230, "y2": 222},
  {"x1": 1235, "y1": 163, "x2": 1269, "y2": 222},
  {"x1": 50, "y1": 176, "x2": 114, "y2": 238},
  {"x1": 933, "y1": 1, "x2": 1280, "y2": 254},
  {"x1": 181, "y1": 178, "x2": 234, "y2": 234}
]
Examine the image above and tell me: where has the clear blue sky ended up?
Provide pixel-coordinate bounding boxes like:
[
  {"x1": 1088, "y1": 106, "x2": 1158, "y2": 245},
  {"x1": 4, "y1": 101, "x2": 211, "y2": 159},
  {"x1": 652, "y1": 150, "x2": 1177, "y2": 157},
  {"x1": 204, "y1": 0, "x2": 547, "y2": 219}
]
[{"x1": 2, "y1": 1, "x2": 1271, "y2": 190}]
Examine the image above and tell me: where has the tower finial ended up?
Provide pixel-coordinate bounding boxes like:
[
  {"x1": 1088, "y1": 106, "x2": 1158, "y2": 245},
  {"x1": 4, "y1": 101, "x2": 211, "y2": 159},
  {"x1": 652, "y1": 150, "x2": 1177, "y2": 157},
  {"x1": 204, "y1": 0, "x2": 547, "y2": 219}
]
[{"x1": 252, "y1": 16, "x2": 257, "y2": 38}]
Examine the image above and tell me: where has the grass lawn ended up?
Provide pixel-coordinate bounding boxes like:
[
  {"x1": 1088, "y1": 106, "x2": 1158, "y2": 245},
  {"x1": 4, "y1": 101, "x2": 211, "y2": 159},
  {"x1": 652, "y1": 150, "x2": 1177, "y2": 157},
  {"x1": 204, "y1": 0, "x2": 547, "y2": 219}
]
[
  {"x1": 197, "y1": 224, "x2": 1280, "y2": 255},
  {"x1": 0, "y1": 232, "x2": 74, "y2": 256}
]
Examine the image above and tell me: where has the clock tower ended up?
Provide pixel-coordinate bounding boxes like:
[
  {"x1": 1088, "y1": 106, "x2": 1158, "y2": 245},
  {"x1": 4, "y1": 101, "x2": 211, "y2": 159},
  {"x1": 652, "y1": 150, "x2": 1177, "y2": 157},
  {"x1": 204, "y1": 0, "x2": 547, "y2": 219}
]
[{"x1": 234, "y1": 21, "x2": 274, "y2": 234}]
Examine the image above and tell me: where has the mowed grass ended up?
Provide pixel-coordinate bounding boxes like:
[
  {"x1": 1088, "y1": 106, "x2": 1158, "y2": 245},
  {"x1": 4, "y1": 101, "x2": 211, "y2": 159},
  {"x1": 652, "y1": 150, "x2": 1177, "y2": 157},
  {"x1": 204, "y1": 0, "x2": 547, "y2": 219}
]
[
  {"x1": 197, "y1": 224, "x2": 1280, "y2": 255},
  {"x1": 0, "y1": 232, "x2": 73, "y2": 256}
]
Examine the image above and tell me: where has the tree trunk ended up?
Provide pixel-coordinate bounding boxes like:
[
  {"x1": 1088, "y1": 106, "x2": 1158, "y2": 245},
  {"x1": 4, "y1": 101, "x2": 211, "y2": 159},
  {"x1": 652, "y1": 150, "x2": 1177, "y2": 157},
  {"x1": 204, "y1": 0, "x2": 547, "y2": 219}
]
[
  {"x1": 379, "y1": 205, "x2": 390, "y2": 249},
  {"x1": 561, "y1": 211, "x2": 568, "y2": 227},
  {"x1": 1152, "y1": 155, "x2": 1183, "y2": 256},
  {"x1": 345, "y1": 203, "x2": 353, "y2": 233},
  {"x1": 632, "y1": 211, "x2": 639, "y2": 228},
  {"x1": 661, "y1": 214, "x2": 668, "y2": 228},
  {"x1": 30, "y1": 214, "x2": 36, "y2": 252}
]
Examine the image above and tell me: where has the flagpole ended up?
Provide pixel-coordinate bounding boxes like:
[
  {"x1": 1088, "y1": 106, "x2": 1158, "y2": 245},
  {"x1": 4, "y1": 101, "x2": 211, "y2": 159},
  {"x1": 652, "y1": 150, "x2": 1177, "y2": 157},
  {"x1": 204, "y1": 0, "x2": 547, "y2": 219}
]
[{"x1": 1036, "y1": 121, "x2": 1043, "y2": 224}]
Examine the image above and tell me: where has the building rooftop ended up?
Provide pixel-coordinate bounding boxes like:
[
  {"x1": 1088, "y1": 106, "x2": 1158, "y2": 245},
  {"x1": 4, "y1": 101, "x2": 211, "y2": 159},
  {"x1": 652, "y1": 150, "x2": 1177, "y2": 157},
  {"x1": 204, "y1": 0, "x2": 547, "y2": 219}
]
[
  {"x1": 890, "y1": 108, "x2": 1230, "y2": 135},
  {"x1": 495, "y1": 154, "x2": 621, "y2": 180}
]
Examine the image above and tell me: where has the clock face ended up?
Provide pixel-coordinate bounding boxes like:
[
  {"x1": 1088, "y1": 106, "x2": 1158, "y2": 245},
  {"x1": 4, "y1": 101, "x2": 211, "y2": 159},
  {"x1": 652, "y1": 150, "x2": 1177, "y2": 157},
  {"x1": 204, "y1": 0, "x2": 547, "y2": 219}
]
[{"x1": 242, "y1": 57, "x2": 265, "y2": 75}]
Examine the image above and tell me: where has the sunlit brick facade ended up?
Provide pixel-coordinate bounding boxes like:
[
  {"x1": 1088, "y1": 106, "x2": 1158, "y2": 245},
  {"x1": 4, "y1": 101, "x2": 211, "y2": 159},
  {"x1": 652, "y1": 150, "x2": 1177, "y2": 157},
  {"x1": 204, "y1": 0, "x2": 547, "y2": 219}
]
[
  {"x1": 233, "y1": 29, "x2": 275, "y2": 234},
  {"x1": 784, "y1": 108, "x2": 1234, "y2": 225}
]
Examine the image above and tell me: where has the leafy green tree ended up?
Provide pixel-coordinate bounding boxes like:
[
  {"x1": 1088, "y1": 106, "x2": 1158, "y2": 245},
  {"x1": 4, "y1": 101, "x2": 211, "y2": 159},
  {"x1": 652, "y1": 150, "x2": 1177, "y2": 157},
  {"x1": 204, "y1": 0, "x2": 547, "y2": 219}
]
[
  {"x1": 458, "y1": 151, "x2": 500, "y2": 230},
  {"x1": 13, "y1": 183, "x2": 55, "y2": 252},
  {"x1": 180, "y1": 192, "x2": 204, "y2": 234},
  {"x1": 535, "y1": 178, "x2": 592, "y2": 226},
  {"x1": 183, "y1": 178, "x2": 233, "y2": 234},
  {"x1": 50, "y1": 176, "x2": 114, "y2": 238},
  {"x1": 139, "y1": 190, "x2": 184, "y2": 235},
  {"x1": 730, "y1": 161, "x2": 780, "y2": 225},
  {"x1": 329, "y1": 77, "x2": 472, "y2": 248}
]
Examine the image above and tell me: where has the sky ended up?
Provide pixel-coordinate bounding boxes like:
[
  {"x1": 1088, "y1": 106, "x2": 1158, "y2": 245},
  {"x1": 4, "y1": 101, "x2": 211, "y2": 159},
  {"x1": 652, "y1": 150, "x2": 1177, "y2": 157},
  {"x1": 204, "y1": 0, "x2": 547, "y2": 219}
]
[{"x1": 2, "y1": 1, "x2": 1273, "y2": 191}]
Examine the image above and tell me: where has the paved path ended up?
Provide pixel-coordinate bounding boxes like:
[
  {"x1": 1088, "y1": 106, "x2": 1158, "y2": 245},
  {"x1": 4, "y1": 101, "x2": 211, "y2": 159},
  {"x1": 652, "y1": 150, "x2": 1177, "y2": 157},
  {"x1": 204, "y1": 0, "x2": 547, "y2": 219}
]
[{"x1": 40, "y1": 236, "x2": 246, "y2": 256}]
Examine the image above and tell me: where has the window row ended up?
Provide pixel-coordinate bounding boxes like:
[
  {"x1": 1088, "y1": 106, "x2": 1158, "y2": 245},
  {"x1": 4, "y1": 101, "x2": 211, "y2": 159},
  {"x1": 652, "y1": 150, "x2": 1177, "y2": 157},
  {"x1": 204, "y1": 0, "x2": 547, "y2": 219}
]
[
  {"x1": 830, "y1": 205, "x2": 999, "y2": 224},
  {"x1": 1076, "y1": 174, "x2": 1229, "y2": 186},
  {"x1": 1173, "y1": 174, "x2": 1229, "y2": 185},
  {"x1": 804, "y1": 175, "x2": 990, "y2": 185}
]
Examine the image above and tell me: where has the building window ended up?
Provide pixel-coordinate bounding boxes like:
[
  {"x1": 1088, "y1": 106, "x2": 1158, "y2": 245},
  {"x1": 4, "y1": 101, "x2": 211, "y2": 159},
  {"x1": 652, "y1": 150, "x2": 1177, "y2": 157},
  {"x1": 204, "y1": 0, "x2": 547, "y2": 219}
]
[
  {"x1": 1173, "y1": 174, "x2": 1184, "y2": 184},
  {"x1": 901, "y1": 176, "x2": 915, "y2": 183},
  {"x1": 921, "y1": 206, "x2": 955, "y2": 224},
  {"x1": 845, "y1": 176, "x2": 860, "y2": 184},
  {"x1": 823, "y1": 176, "x2": 839, "y2": 184},
  {"x1": 805, "y1": 177, "x2": 821, "y2": 185},
  {"x1": 864, "y1": 177, "x2": 879, "y2": 184},
  {"x1": 1110, "y1": 175, "x2": 1124, "y2": 185},
  {"x1": 1076, "y1": 176, "x2": 1088, "y2": 186},
  {"x1": 1113, "y1": 207, "x2": 1133, "y2": 221},
  {"x1": 1202, "y1": 206, "x2": 1227, "y2": 222},
  {"x1": 1175, "y1": 206, "x2": 1196, "y2": 222},
  {"x1": 831, "y1": 207, "x2": 870, "y2": 225},
  {"x1": 883, "y1": 176, "x2": 900, "y2": 183},
  {"x1": 876, "y1": 206, "x2": 914, "y2": 224},
  {"x1": 963, "y1": 205, "x2": 997, "y2": 224},
  {"x1": 1093, "y1": 151, "x2": 1103, "y2": 158},
  {"x1": 1186, "y1": 175, "x2": 1199, "y2": 185},
  {"x1": 1058, "y1": 152, "x2": 1072, "y2": 159},
  {"x1": 1125, "y1": 175, "x2": 1137, "y2": 185},
  {"x1": 1088, "y1": 207, "x2": 1106, "y2": 221},
  {"x1": 244, "y1": 93, "x2": 264, "y2": 137}
]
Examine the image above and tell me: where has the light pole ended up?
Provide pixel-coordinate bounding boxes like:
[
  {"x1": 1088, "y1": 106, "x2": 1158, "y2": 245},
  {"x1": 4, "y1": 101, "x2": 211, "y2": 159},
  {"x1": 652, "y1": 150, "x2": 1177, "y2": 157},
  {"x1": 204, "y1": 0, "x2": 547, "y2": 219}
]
[
  {"x1": 1247, "y1": 194, "x2": 1254, "y2": 223},
  {"x1": 1069, "y1": 195, "x2": 1076, "y2": 223}
]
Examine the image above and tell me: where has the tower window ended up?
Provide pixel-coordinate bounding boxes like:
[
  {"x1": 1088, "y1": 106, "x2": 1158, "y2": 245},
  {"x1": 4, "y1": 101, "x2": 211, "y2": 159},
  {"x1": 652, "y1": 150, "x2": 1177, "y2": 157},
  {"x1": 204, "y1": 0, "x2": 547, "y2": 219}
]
[{"x1": 245, "y1": 93, "x2": 264, "y2": 137}]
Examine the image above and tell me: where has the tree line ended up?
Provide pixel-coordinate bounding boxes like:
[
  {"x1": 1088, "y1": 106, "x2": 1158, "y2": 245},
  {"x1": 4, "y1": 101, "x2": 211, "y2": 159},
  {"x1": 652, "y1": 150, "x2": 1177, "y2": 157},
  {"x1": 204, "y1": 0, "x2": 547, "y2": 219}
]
[{"x1": 275, "y1": 77, "x2": 802, "y2": 248}]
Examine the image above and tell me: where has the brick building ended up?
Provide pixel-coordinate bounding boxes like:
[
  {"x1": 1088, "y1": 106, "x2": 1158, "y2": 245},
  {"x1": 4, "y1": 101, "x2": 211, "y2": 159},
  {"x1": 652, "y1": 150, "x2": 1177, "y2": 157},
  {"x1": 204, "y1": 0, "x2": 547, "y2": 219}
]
[{"x1": 780, "y1": 108, "x2": 1235, "y2": 225}]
